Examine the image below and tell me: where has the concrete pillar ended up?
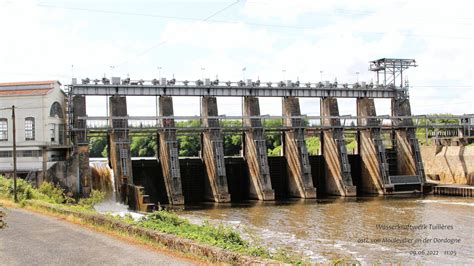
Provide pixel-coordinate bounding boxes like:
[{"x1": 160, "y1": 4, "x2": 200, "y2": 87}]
[
  {"x1": 157, "y1": 96, "x2": 184, "y2": 205},
  {"x1": 282, "y1": 97, "x2": 316, "y2": 198},
  {"x1": 356, "y1": 98, "x2": 391, "y2": 194},
  {"x1": 201, "y1": 97, "x2": 231, "y2": 202},
  {"x1": 243, "y1": 97, "x2": 275, "y2": 200},
  {"x1": 391, "y1": 98, "x2": 425, "y2": 181},
  {"x1": 320, "y1": 97, "x2": 356, "y2": 196},
  {"x1": 72, "y1": 95, "x2": 91, "y2": 196},
  {"x1": 108, "y1": 96, "x2": 133, "y2": 203}
]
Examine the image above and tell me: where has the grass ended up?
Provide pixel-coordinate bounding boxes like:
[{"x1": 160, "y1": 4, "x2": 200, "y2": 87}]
[
  {"x1": 110, "y1": 211, "x2": 306, "y2": 263},
  {"x1": 0, "y1": 175, "x2": 306, "y2": 264}
]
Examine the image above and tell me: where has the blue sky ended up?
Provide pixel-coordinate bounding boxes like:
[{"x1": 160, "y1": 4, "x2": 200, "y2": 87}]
[{"x1": 0, "y1": 0, "x2": 472, "y2": 116}]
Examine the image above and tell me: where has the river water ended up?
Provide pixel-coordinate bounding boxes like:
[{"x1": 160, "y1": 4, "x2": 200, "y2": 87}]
[{"x1": 180, "y1": 195, "x2": 473, "y2": 264}]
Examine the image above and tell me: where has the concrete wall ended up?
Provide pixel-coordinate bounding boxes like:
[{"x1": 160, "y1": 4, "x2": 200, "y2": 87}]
[{"x1": 421, "y1": 146, "x2": 474, "y2": 185}]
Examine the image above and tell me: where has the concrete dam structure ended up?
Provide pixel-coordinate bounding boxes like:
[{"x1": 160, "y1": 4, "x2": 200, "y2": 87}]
[{"x1": 65, "y1": 59, "x2": 460, "y2": 210}]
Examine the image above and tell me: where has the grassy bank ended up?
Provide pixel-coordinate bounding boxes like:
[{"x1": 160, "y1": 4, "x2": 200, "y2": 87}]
[{"x1": 0, "y1": 176, "x2": 304, "y2": 264}]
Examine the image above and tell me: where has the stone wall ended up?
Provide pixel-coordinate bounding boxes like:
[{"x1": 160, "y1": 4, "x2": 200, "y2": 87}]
[{"x1": 421, "y1": 146, "x2": 474, "y2": 185}]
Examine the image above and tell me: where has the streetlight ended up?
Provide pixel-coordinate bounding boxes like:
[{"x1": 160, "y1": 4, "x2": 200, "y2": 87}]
[
  {"x1": 356, "y1": 71, "x2": 360, "y2": 82},
  {"x1": 282, "y1": 69, "x2": 286, "y2": 81},
  {"x1": 242, "y1": 67, "x2": 246, "y2": 80},
  {"x1": 320, "y1": 70, "x2": 324, "y2": 82},
  {"x1": 109, "y1": 65, "x2": 115, "y2": 77},
  {"x1": 201, "y1": 67, "x2": 205, "y2": 80},
  {"x1": 11, "y1": 106, "x2": 17, "y2": 202},
  {"x1": 157, "y1": 67, "x2": 162, "y2": 79}
]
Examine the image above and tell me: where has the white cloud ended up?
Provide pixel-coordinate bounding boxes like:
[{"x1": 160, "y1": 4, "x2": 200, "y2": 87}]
[{"x1": 0, "y1": 0, "x2": 472, "y2": 116}]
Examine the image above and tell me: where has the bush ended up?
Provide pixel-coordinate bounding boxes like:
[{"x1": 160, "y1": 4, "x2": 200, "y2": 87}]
[
  {"x1": 9, "y1": 178, "x2": 33, "y2": 202},
  {"x1": 78, "y1": 190, "x2": 105, "y2": 208},
  {"x1": 0, "y1": 175, "x2": 101, "y2": 207},
  {"x1": 0, "y1": 176, "x2": 11, "y2": 197},
  {"x1": 136, "y1": 210, "x2": 265, "y2": 255},
  {"x1": 36, "y1": 182, "x2": 74, "y2": 204}
]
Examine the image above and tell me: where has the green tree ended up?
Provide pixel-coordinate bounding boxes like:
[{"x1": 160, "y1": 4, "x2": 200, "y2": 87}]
[
  {"x1": 264, "y1": 119, "x2": 283, "y2": 156},
  {"x1": 224, "y1": 134, "x2": 242, "y2": 156},
  {"x1": 177, "y1": 134, "x2": 200, "y2": 156},
  {"x1": 130, "y1": 134, "x2": 157, "y2": 157},
  {"x1": 174, "y1": 120, "x2": 201, "y2": 157},
  {"x1": 89, "y1": 137, "x2": 107, "y2": 158},
  {"x1": 221, "y1": 120, "x2": 243, "y2": 156},
  {"x1": 306, "y1": 136, "x2": 321, "y2": 155}
]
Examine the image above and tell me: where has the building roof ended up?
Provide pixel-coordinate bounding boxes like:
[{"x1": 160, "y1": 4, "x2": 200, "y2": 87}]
[{"x1": 0, "y1": 80, "x2": 60, "y2": 96}]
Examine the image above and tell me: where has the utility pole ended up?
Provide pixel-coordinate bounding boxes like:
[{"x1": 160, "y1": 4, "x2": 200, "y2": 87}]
[{"x1": 11, "y1": 105, "x2": 17, "y2": 202}]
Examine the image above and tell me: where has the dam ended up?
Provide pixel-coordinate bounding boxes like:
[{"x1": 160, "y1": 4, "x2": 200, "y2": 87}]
[{"x1": 63, "y1": 58, "x2": 472, "y2": 210}]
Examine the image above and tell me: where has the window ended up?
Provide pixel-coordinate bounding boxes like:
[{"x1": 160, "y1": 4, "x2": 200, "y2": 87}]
[
  {"x1": 0, "y1": 151, "x2": 12, "y2": 157},
  {"x1": 49, "y1": 102, "x2": 63, "y2": 118},
  {"x1": 50, "y1": 124, "x2": 56, "y2": 142},
  {"x1": 25, "y1": 117, "x2": 35, "y2": 140},
  {"x1": 0, "y1": 118, "x2": 7, "y2": 141}
]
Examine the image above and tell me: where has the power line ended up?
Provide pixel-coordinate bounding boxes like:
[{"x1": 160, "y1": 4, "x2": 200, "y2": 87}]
[
  {"x1": 113, "y1": 0, "x2": 241, "y2": 67},
  {"x1": 33, "y1": 3, "x2": 472, "y2": 40},
  {"x1": 203, "y1": 0, "x2": 240, "y2": 21}
]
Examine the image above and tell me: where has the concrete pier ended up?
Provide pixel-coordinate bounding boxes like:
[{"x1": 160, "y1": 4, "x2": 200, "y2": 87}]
[
  {"x1": 108, "y1": 96, "x2": 133, "y2": 202},
  {"x1": 201, "y1": 97, "x2": 231, "y2": 202},
  {"x1": 158, "y1": 96, "x2": 184, "y2": 205},
  {"x1": 72, "y1": 95, "x2": 91, "y2": 196},
  {"x1": 243, "y1": 97, "x2": 275, "y2": 200},
  {"x1": 321, "y1": 98, "x2": 356, "y2": 196},
  {"x1": 282, "y1": 97, "x2": 316, "y2": 198},
  {"x1": 391, "y1": 98, "x2": 425, "y2": 181},
  {"x1": 357, "y1": 98, "x2": 391, "y2": 194}
]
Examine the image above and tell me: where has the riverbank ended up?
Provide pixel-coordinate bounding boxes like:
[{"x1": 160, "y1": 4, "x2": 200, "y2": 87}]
[{"x1": 0, "y1": 176, "x2": 302, "y2": 264}]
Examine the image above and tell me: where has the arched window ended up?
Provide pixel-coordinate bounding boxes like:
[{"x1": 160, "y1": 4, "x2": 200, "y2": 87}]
[
  {"x1": 50, "y1": 102, "x2": 63, "y2": 118},
  {"x1": 0, "y1": 118, "x2": 7, "y2": 141},
  {"x1": 25, "y1": 117, "x2": 35, "y2": 140}
]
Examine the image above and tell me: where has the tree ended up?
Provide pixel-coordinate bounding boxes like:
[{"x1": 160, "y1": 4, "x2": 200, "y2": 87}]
[
  {"x1": 130, "y1": 134, "x2": 157, "y2": 157},
  {"x1": 222, "y1": 120, "x2": 243, "y2": 156},
  {"x1": 89, "y1": 137, "x2": 107, "y2": 158},
  {"x1": 177, "y1": 134, "x2": 200, "y2": 156},
  {"x1": 264, "y1": 119, "x2": 283, "y2": 156},
  {"x1": 306, "y1": 136, "x2": 321, "y2": 155},
  {"x1": 224, "y1": 134, "x2": 242, "y2": 156}
]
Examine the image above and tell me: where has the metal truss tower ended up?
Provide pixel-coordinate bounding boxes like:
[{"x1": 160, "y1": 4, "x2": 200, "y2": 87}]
[{"x1": 369, "y1": 58, "x2": 417, "y2": 87}]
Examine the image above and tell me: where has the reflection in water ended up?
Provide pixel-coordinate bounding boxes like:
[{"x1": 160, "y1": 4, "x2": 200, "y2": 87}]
[{"x1": 181, "y1": 196, "x2": 474, "y2": 264}]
